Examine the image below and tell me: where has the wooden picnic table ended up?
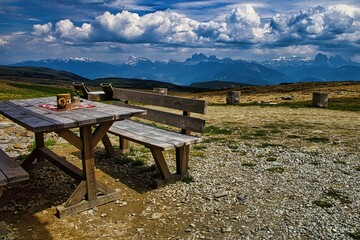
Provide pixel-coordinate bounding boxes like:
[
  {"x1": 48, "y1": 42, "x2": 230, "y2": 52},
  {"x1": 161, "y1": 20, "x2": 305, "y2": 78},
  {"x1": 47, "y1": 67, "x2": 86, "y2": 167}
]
[{"x1": 0, "y1": 97, "x2": 145, "y2": 217}]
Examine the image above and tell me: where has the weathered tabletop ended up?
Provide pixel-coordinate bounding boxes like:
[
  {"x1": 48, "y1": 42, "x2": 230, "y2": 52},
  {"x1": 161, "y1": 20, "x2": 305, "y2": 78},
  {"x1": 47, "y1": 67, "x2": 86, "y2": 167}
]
[
  {"x1": 0, "y1": 96, "x2": 146, "y2": 217},
  {"x1": 0, "y1": 96, "x2": 144, "y2": 132}
]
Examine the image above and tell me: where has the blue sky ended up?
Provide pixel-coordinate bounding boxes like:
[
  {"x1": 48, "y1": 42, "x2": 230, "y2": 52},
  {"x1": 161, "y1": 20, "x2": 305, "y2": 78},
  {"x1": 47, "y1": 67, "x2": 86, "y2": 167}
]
[{"x1": 1, "y1": 0, "x2": 360, "y2": 64}]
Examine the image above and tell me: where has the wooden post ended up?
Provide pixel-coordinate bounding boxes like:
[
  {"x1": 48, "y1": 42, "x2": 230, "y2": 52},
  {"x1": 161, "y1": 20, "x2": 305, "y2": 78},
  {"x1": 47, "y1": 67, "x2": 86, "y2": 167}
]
[
  {"x1": 226, "y1": 91, "x2": 241, "y2": 105},
  {"x1": 312, "y1": 92, "x2": 328, "y2": 108},
  {"x1": 153, "y1": 88, "x2": 168, "y2": 95}
]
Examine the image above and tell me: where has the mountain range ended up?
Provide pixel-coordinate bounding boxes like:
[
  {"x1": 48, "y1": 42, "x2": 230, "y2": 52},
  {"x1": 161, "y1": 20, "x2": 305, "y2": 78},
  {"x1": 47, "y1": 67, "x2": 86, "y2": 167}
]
[{"x1": 11, "y1": 53, "x2": 360, "y2": 87}]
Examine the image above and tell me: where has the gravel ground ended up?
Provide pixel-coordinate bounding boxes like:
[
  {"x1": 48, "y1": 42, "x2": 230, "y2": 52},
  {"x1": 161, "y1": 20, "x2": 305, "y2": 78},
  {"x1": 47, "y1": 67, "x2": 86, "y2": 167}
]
[{"x1": 0, "y1": 103, "x2": 359, "y2": 240}]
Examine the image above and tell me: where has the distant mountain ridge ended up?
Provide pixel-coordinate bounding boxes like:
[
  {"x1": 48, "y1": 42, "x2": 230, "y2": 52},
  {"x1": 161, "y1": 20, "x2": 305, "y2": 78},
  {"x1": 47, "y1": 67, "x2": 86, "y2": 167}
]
[{"x1": 12, "y1": 53, "x2": 360, "y2": 86}]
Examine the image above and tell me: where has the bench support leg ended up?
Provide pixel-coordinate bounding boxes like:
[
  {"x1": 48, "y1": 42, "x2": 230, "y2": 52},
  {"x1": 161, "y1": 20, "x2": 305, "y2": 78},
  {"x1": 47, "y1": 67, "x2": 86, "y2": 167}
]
[
  {"x1": 150, "y1": 148, "x2": 172, "y2": 181},
  {"x1": 119, "y1": 138, "x2": 130, "y2": 154},
  {"x1": 102, "y1": 134, "x2": 116, "y2": 157},
  {"x1": 176, "y1": 146, "x2": 190, "y2": 175}
]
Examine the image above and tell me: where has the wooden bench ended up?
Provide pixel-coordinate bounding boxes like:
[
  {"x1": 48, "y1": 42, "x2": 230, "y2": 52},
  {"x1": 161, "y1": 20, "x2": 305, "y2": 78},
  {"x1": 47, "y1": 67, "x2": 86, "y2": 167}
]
[
  {"x1": 72, "y1": 82, "x2": 106, "y2": 101},
  {"x1": 0, "y1": 148, "x2": 29, "y2": 197},
  {"x1": 100, "y1": 83, "x2": 115, "y2": 100},
  {"x1": 105, "y1": 88, "x2": 207, "y2": 186}
]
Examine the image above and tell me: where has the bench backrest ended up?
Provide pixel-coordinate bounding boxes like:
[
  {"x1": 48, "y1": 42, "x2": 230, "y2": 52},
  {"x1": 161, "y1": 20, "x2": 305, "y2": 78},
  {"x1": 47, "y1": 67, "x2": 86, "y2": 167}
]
[
  {"x1": 100, "y1": 83, "x2": 114, "y2": 100},
  {"x1": 72, "y1": 82, "x2": 90, "y2": 98},
  {"x1": 112, "y1": 88, "x2": 207, "y2": 134}
]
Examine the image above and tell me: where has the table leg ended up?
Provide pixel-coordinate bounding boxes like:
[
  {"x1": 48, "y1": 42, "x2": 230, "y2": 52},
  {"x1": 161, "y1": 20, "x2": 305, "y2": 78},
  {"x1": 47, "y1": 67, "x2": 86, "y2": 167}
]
[
  {"x1": 35, "y1": 133, "x2": 45, "y2": 162},
  {"x1": 80, "y1": 125, "x2": 97, "y2": 201},
  {"x1": 55, "y1": 123, "x2": 121, "y2": 218},
  {"x1": 20, "y1": 132, "x2": 45, "y2": 169}
]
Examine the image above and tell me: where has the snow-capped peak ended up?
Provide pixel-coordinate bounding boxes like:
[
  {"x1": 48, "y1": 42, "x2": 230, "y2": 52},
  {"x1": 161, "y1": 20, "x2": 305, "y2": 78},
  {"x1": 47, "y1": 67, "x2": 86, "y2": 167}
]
[
  {"x1": 126, "y1": 56, "x2": 152, "y2": 65},
  {"x1": 262, "y1": 56, "x2": 313, "y2": 66},
  {"x1": 41, "y1": 57, "x2": 96, "y2": 63}
]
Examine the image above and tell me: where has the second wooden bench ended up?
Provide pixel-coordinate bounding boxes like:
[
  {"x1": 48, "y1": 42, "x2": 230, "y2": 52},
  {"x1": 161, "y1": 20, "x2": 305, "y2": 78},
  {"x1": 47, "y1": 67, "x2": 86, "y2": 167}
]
[
  {"x1": 104, "y1": 87, "x2": 207, "y2": 186},
  {"x1": 0, "y1": 148, "x2": 29, "y2": 197}
]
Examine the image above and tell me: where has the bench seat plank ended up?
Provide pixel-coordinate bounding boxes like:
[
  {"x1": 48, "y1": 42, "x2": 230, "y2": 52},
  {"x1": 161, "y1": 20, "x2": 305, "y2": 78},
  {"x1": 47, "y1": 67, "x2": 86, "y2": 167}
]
[
  {"x1": 0, "y1": 149, "x2": 29, "y2": 185},
  {"x1": 109, "y1": 120, "x2": 202, "y2": 150},
  {"x1": 0, "y1": 171, "x2": 6, "y2": 186}
]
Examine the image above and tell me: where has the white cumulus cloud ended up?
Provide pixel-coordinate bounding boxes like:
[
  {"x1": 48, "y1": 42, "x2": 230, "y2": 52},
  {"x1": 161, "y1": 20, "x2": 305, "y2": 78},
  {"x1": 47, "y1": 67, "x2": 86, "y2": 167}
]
[
  {"x1": 55, "y1": 19, "x2": 92, "y2": 40},
  {"x1": 30, "y1": 4, "x2": 360, "y2": 54},
  {"x1": 32, "y1": 22, "x2": 52, "y2": 36},
  {"x1": 0, "y1": 38, "x2": 8, "y2": 46}
]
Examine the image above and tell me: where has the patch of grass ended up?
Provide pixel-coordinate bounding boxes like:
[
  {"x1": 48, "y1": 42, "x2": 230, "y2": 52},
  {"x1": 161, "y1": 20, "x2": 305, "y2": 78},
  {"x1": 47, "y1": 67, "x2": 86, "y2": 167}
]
[
  {"x1": 191, "y1": 151, "x2": 205, "y2": 157},
  {"x1": 132, "y1": 157, "x2": 147, "y2": 166},
  {"x1": 113, "y1": 155, "x2": 132, "y2": 165},
  {"x1": 266, "y1": 166, "x2": 284, "y2": 173},
  {"x1": 253, "y1": 130, "x2": 268, "y2": 137},
  {"x1": 325, "y1": 188, "x2": 352, "y2": 204},
  {"x1": 287, "y1": 135, "x2": 302, "y2": 139},
  {"x1": 193, "y1": 144, "x2": 207, "y2": 150},
  {"x1": 139, "y1": 147, "x2": 150, "y2": 154},
  {"x1": 327, "y1": 98, "x2": 360, "y2": 112},
  {"x1": 28, "y1": 139, "x2": 57, "y2": 152},
  {"x1": 347, "y1": 231, "x2": 360, "y2": 239},
  {"x1": 333, "y1": 160, "x2": 347, "y2": 165},
  {"x1": 242, "y1": 162, "x2": 256, "y2": 167},
  {"x1": 16, "y1": 154, "x2": 28, "y2": 161},
  {"x1": 260, "y1": 143, "x2": 285, "y2": 148},
  {"x1": 201, "y1": 137, "x2": 218, "y2": 143},
  {"x1": 305, "y1": 137, "x2": 330, "y2": 143},
  {"x1": 309, "y1": 161, "x2": 322, "y2": 166},
  {"x1": 228, "y1": 144, "x2": 238, "y2": 150},
  {"x1": 8, "y1": 82, "x2": 70, "y2": 95},
  {"x1": 204, "y1": 125, "x2": 232, "y2": 135},
  {"x1": 276, "y1": 98, "x2": 360, "y2": 112},
  {"x1": 313, "y1": 200, "x2": 333, "y2": 208},
  {"x1": 266, "y1": 157, "x2": 277, "y2": 162},
  {"x1": 181, "y1": 175, "x2": 194, "y2": 184}
]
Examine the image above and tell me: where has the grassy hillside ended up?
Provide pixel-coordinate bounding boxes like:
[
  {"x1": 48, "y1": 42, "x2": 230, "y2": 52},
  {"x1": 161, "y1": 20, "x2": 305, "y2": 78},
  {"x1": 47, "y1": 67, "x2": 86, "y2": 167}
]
[
  {"x1": 0, "y1": 66, "x2": 89, "y2": 83},
  {"x1": 0, "y1": 79, "x2": 73, "y2": 100},
  {"x1": 92, "y1": 77, "x2": 204, "y2": 92}
]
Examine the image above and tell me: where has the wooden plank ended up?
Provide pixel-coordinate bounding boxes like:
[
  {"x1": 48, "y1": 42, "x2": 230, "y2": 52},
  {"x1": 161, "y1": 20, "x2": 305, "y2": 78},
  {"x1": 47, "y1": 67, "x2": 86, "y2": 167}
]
[
  {"x1": 113, "y1": 102, "x2": 205, "y2": 133},
  {"x1": 113, "y1": 88, "x2": 207, "y2": 114},
  {"x1": 35, "y1": 133, "x2": 45, "y2": 162},
  {"x1": 63, "y1": 181, "x2": 87, "y2": 207},
  {"x1": 150, "y1": 148, "x2": 172, "y2": 180},
  {"x1": 113, "y1": 120, "x2": 202, "y2": 146},
  {"x1": 0, "y1": 171, "x2": 7, "y2": 186},
  {"x1": 176, "y1": 146, "x2": 190, "y2": 175},
  {"x1": 109, "y1": 124, "x2": 173, "y2": 150},
  {"x1": 73, "y1": 82, "x2": 90, "y2": 98},
  {"x1": 0, "y1": 102, "x2": 56, "y2": 132},
  {"x1": 56, "y1": 190, "x2": 122, "y2": 218},
  {"x1": 100, "y1": 83, "x2": 114, "y2": 100},
  {"x1": 56, "y1": 129, "x2": 83, "y2": 150},
  {"x1": 38, "y1": 147, "x2": 83, "y2": 180},
  {"x1": 80, "y1": 125, "x2": 97, "y2": 201},
  {"x1": 101, "y1": 134, "x2": 117, "y2": 157},
  {"x1": 92, "y1": 122, "x2": 113, "y2": 147},
  {"x1": 56, "y1": 110, "x2": 97, "y2": 126},
  {"x1": 92, "y1": 104, "x2": 144, "y2": 120},
  {"x1": 0, "y1": 149, "x2": 29, "y2": 184},
  {"x1": 21, "y1": 149, "x2": 39, "y2": 170}
]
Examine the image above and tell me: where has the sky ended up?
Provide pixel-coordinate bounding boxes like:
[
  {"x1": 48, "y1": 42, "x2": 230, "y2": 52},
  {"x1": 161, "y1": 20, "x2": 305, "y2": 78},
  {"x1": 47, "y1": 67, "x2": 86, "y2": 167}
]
[{"x1": 1, "y1": 0, "x2": 360, "y2": 64}]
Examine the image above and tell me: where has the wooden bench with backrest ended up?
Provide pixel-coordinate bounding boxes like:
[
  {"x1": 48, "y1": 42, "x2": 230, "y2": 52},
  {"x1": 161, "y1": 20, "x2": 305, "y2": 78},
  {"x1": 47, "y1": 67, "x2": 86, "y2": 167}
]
[
  {"x1": 72, "y1": 82, "x2": 105, "y2": 101},
  {"x1": 105, "y1": 88, "x2": 207, "y2": 186},
  {"x1": 0, "y1": 148, "x2": 29, "y2": 197},
  {"x1": 100, "y1": 83, "x2": 114, "y2": 100}
]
